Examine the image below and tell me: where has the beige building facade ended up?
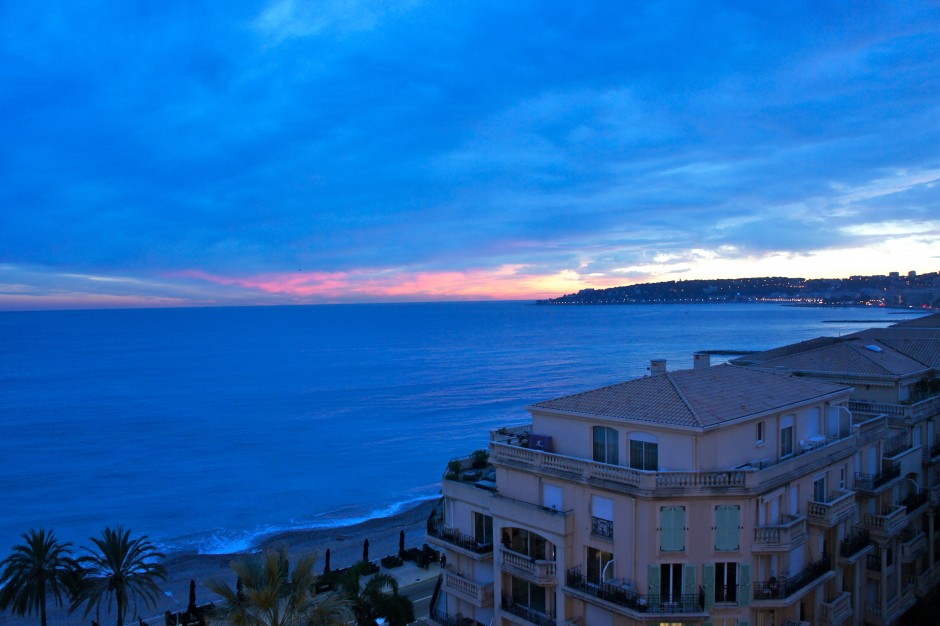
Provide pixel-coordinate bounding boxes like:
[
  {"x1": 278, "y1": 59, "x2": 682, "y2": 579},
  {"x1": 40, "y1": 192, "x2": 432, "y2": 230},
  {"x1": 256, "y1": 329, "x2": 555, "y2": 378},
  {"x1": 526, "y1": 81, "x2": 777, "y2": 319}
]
[{"x1": 427, "y1": 313, "x2": 940, "y2": 626}]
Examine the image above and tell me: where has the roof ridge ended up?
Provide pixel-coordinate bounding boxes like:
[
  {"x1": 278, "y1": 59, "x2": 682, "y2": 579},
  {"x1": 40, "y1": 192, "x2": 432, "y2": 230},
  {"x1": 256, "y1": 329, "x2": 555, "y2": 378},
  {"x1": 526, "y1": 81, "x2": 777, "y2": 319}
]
[{"x1": 664, "y1": 371, "x2": 700, "y2": 426}]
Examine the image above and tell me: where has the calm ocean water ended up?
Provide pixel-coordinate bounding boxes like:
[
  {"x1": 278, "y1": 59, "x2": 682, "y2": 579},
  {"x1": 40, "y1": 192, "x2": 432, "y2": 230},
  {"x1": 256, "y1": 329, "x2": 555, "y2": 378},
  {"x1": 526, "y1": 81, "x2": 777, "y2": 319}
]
[{"x1": 0, "y1": 302, "x2": 910, "y2": 554}]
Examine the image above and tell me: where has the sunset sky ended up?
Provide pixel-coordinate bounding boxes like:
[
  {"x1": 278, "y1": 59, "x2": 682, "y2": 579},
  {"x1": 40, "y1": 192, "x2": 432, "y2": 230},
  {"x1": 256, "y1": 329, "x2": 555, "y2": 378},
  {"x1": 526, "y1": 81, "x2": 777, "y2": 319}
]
[{"x1": 2, "y1": 1, "x2": 939, "y2": 310}]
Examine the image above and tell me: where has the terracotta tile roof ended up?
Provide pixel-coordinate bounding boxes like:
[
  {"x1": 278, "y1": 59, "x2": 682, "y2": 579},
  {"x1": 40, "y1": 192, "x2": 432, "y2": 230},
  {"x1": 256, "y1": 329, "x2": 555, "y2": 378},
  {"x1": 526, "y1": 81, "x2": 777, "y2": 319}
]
[
  {"x1": 732, "y1": 336, "x2": 846, "y2": 365},
  {"x1": 847, "y1": 327, "x2": 940, "y2": 369},
  {"x1": 889, "y1": 312, "x2": 940, "y2": 329},
  {"x1": 738, "y1": 337, "x2": 928, "y2": 378},
  {"x1": 529, "y1": 364, "x2": 849, "y2": 429}
]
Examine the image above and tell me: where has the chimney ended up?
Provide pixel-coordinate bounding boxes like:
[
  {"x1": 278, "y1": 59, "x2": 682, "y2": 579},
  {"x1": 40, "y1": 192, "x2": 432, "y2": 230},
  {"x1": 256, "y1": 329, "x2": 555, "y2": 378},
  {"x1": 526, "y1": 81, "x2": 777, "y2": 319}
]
[
  {"x1": 693, "y1": 352, "x2": 711, "y2": 369},
  {"x1": 650, "y1": 359, "x2": 667, "y2": 375}
]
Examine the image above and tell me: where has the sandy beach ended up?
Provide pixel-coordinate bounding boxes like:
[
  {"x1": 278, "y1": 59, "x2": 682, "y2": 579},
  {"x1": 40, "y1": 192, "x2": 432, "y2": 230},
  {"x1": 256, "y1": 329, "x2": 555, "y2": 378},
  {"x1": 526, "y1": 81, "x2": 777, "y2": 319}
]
[{"x1": 0, "y1": 499, "x2": 440, "y2": 626}]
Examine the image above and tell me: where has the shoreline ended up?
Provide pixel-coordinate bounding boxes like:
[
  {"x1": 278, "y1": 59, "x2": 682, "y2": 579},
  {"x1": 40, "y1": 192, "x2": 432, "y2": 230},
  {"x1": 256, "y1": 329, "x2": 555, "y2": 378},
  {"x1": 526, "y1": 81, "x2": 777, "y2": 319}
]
[{"x1": 0, "y1": 498, "x2": 441, "y2": 626}]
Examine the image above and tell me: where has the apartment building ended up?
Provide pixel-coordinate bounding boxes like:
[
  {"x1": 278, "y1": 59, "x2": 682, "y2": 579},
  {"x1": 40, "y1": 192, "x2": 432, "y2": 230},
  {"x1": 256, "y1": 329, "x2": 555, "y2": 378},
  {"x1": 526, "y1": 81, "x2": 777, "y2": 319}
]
[{"x1": 427, "y1": 313, "x2": 940, "y2": 626}]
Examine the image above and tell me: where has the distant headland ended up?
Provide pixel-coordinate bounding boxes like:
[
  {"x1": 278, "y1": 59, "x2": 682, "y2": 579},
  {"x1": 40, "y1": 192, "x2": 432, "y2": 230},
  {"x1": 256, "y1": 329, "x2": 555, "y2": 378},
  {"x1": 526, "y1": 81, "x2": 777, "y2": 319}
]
[{"x1": 537, "y1": 270, "x2": 940, "y2": 308}]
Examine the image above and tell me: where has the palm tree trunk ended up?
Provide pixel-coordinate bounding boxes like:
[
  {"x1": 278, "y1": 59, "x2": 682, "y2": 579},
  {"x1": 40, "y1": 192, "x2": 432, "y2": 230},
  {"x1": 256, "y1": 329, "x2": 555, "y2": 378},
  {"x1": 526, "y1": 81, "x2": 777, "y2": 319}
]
[{"x1": 39, "y1": 583, "x2": 47, "y2": 626}]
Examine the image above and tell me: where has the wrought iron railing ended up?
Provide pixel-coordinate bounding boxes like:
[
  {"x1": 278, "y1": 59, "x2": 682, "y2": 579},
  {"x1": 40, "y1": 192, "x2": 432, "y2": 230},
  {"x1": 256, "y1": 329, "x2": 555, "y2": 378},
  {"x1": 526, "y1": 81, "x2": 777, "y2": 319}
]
[
  {"x1": 752, "y1": 557, "x2": 830, "y2": 600},
  {"x1": 855, "y1": 461, "x2": 900, "y2": 491},
  {"x1": 901, "y1": 489, "x2": 929, "y2": 512},
  {"x1": 565, "y1": 566, "x2": 703, "y2": 613},
  {"x1": 840, "y1": 528, "x2": 870, "y2": 558},
  {"x1": 427, "y1": 526, "x2": 493, "y2": 554},
  {"x1": 591, "y1": 516, "x2": 613, "y2": 539},
  {"x1": 501, "y1": 599, "x2": 555, "y2": 626}
]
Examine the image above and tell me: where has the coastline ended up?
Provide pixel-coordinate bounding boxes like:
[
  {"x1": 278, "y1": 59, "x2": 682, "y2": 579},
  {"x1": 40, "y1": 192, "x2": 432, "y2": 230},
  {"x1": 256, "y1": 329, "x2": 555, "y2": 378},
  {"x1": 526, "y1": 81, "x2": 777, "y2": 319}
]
[{"x1": 0, "y1": 498, "x2": 440, "y2": 626}]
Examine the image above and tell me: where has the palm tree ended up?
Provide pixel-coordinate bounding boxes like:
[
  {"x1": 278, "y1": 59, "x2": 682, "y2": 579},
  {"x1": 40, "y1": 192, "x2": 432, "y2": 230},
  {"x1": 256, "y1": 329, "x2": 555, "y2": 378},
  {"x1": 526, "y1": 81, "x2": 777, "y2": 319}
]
[
  {"x1": 0, "y1": 528, "x2": 75, "y2": 626},
  {"x1": 206, "y1": 548, "x2": 351, "y2": 626},
  {"x1": 341, "y1": 565, "x2": 414, "y2": 626},
  {"x1": 69, "y1": 526, "x2": 167, "y2": 626}
]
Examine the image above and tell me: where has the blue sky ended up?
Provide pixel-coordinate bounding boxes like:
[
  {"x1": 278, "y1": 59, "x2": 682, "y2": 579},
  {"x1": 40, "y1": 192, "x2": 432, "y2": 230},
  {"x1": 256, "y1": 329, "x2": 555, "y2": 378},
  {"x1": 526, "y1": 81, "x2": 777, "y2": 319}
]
[{"x1": 2, "y1": 1, "x2": 939, "y2": 309}]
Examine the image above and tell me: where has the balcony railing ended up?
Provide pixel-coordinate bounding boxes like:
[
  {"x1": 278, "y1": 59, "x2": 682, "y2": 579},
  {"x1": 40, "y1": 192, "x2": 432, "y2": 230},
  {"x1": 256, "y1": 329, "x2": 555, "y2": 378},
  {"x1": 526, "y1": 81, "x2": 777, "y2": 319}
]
[
  {"x1": 866, "y1": 553, "x2": 884, "y2": 572},
  {"x1": 501, "y1": 599, "x2": 555, "y2": 626},
  {"x1": 565, "y1": 566, "x2": 704, "y2": 614},
  {"x1": 427, "y1": 526, "x2": 493, "y2": 555},
  {"x1": 883, "y1": 431, "x2": 911, "y2": 458},
  {"x1": 500, "y1": 548, "x2": 557, "y2": 583},
  {"x1": 839, "y1": 528, "x2": 870, "y2": 559},
  {"x1": 752, "y1": 557, "x2": 830, "y2": 601},
  {"x1": 753, "y1": 515, "x2": 807, "y2": 551},
  {"x1": 444, "y1": 569, "x2": 494, "y2": 606},
  {"x1": 849, "y1": 396, "x2": 940, "y2": 423},
  {"x1": 591, "y1": 516, "x2": 613, "y2": 540},
  {"x1": 820, "y1": 591, "x2": 852, "y2": 626},
  {"x1": 862, "y1": 505, "x2": 907, "y2": 539},
  {"x1": 490, "y1": 430, "x2": 855, "y2": 495},
  {"x1": 807, "y1": 489, "x2": 857, "y2": 527},
  {"x1": 901, "y1": 489, "x2": 929, "y2": 514},
  {"x1": 854, "y1": 461, "x2": 900, "y2": 493},
  {"x1": 899, "y1": 529, "x2": 927, "y2": 562},
  {"x1": 924, "y1": 439, "x2": 940, "y2": 464},
  {"x1": 429, "y1": 608, "x2": 486, "y2": 626}
]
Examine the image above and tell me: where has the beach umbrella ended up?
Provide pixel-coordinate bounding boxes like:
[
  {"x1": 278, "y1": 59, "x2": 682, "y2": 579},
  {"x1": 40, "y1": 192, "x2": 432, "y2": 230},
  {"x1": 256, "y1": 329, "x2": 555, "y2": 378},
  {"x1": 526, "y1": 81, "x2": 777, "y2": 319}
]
[
  {"x1": 324, "y1": 548, "x2": 331, "y2": 574},
  {"x1": 188, "y1": 579, "x2": 197, "y2": 612},
  {"x1": 399, "y1": 529, "x2": 405, "y2": 557},
  {"x1": 363, "y1": 538, "x2": 369, "y2": 562}
]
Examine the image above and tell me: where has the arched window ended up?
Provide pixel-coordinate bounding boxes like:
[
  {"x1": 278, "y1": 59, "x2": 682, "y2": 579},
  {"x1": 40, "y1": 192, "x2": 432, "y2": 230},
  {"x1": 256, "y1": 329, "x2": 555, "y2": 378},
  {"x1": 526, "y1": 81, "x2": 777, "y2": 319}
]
[
  {"x1": 593, "y1": 426, "x2": 619, "y2": 464},
  {"x1": 629, "y1": 432, "x2": 658, "y2": 471}
]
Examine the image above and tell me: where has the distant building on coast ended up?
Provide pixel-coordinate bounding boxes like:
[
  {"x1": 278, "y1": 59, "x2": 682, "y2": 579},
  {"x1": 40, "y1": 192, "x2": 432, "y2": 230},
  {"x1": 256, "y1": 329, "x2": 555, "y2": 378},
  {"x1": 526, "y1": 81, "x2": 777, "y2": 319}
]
[{"x1": 426, "y1": 312, "x2": 940, "y2": 626}]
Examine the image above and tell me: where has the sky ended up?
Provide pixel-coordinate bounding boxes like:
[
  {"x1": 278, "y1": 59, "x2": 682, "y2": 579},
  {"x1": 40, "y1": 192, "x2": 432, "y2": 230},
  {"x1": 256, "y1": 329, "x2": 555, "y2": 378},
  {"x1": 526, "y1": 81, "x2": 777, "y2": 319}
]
[{"x1": 1, "y1": 1, "x2": 939, "y2": 310}]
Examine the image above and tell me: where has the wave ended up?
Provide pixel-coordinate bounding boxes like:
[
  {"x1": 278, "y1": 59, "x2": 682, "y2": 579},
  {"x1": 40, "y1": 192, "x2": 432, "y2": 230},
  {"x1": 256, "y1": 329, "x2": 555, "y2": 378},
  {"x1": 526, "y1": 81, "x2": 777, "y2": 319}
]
[{"x1": 164, "y1": 492, "x2": 441, "y2": 556}]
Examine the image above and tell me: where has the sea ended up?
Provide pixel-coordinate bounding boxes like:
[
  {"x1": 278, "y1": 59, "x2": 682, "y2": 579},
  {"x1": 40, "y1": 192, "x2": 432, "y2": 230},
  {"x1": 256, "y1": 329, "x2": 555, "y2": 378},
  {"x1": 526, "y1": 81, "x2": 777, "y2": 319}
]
[{"x1": 0, "y1": 301, "x2": 917, "y2": 556}]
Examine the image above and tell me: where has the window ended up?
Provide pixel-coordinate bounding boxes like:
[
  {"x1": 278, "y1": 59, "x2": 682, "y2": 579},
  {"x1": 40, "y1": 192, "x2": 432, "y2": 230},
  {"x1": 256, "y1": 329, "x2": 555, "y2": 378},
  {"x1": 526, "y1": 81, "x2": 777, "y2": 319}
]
[
  {"x1": 473, "y1": 512, "x2": 493, "y2": 545},
  {"x1": 543, "y1": 484, "x2": 562, "y2": 511},
  {"x1": 660, "y1": 506, "x2": 686, "y2": 552},
  {"x1": 586, "y1": 546, "x2": 613, "y2": 583},
  {"x1": 593, "y1": 426, "x2": 619, "y2": 464},
  {"x1": 715, "y1": 505, "x2": 740, "y2": 551},
  {"x1": 715, "y1": 562, "x2": 738, "y2": 603},
  {"x1": 592, "y1": 495, "x2": 614, "y2": 539},
  {"x1": 510, "y1": 576, "x2": 549, "y2": 614},
  {"x1": 839, "y1": 465, "x2": 846, "y2": 490},
  {"x1": 780, "y1": 422, "x2": 794, "y2": 458},
  {"x1": 813, "y1": 476, "x2": 827, "y2": 503},
  {"x1": 502, "y1": 528, "x2": 553, "y2": 560},
  {"x1": 629, "y1": 433, "x2": 658, "y2": 471},
  {"x1": 660, "y1": 563, "x2": 684, "y2": 603},
  {"x1": 757, "y1": 421, "x2": 765, "y2": 444}
]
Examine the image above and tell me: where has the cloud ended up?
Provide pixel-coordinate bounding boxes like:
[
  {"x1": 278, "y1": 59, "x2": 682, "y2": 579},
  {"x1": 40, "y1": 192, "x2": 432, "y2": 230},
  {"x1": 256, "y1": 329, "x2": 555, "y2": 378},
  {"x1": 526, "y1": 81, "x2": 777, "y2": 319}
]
[{"x1": 0, "y1": 1, "x2": 938, "y2": 309}]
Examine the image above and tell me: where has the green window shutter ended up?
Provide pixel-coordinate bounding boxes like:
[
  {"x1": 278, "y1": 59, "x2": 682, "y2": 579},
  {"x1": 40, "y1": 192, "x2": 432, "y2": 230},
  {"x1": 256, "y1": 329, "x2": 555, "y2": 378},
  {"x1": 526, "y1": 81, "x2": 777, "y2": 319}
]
[
  {"x1": 738, "y1": 621, "x2": 750, "y2": 626},
  {"x1": 648, "y1": 563, "x2": 661, "y2": 612},
  {"x1": 703, "y1": 563, "x2": 715, "y2": 608},
  {"x1": 676, "y1": 506, "x2": 686, "y2": 551},
  {"x1": 716, "y1": 505, "x2": 741, "y2": 551},
  {"x1": 737, "y1": 563, "x2": 751, "y2": 606},
  {"x1": 660, "y1": 506, "x2": 685, "y2": 551},
  {"x1": 683, "y1": 563, "x2": 696, "y2": 596},
  {"x1": 648, "y1": 563, "x2": 661, "y2": 595}
]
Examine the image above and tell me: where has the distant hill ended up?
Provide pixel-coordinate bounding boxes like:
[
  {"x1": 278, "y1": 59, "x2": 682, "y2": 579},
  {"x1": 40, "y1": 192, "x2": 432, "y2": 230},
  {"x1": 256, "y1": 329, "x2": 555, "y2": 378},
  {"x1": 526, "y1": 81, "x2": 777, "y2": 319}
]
[{"x1": 537, "y1": 272, "x2": 940, "y2": 308}]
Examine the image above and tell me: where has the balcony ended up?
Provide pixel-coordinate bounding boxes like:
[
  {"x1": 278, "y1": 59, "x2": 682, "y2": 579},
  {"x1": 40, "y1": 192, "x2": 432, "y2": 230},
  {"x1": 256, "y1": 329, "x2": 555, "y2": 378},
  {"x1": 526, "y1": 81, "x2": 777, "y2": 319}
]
[
  {"x1": 862, "y1": 504, "x2": 907, "y2": 540},
  {"x1": 849, "y1": 395, "x2": 940, "y2": 424},
  {"x1": 807, "y1": 489, "x2": 857, "y2": 528},
  {"x1": 752, "y1": 557, "x2": 832, "y2": 604},
  {"x1": 863, "y1": 582, "x2": 916, "y2": 625},
  {"x1": 500, "y1": 548, "x2": 557, "y2": 585},
  {"x1": 564, "y1": 566, "x2": 706, "y2": 618},
  {"x1": 591, "y1": 516, "x2": 613, "y2": 540},
  {"x1": 490, "y1": 430, "x2": 856, "y2": 497},
  {"x1": 443, "y1": 568, "x2": 494, "y2": 607},
  {"x1": 429, "y1": 608, "x2": 486, "y2": 626},
  {"x1": 427, "y1": 526, "x2": 494, "y2": 559},
  {"x1": 854, "y1": 460, "x2": 901, "y2": 495},
  {"x1": 839, "y1": 528, "x2": 871, "y2": 563},
  {"x1": 820, "y1": 591, "x2": 853, "y2": 626},
  {"x1": 899, "y1": 529, "x2": 927, "y2": 563},
  {"x1": 901, "y1": 488, "x2": 929, "y2": 519},
  {"x1": 752, "y1": 515, "x2": 808, "y2": 552},
  {"x1": 501, "y1": 599, "x2": 555, "y2": 626},
  {"x1": 924, "y1": 439, "x2": 940, "y2": 465}
]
